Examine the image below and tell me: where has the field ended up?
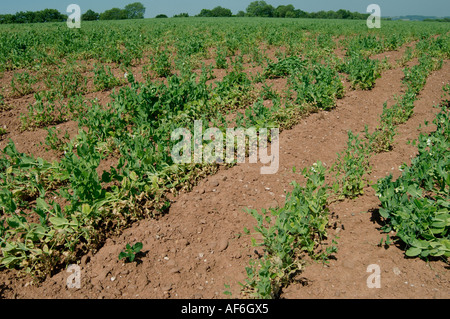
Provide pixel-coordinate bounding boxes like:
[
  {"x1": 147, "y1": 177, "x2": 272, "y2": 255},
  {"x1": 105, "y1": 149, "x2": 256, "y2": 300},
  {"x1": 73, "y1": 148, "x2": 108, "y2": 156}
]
[{"x1": 0, "y1": 17, "x2": 449, "y2": 299}]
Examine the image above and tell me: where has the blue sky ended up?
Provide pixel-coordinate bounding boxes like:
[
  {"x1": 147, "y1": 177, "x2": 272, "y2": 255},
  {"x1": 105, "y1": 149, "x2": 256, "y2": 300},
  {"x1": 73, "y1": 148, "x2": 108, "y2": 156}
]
[{"x1": 1, "y1": 0, "x2": 449, "y2": 18}]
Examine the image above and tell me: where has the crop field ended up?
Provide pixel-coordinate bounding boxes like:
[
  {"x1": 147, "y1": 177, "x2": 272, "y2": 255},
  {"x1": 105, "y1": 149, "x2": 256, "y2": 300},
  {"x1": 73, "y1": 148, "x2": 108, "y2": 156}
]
[{"x1": 0, "y1": 17, "x2": 449, "y2": 300}]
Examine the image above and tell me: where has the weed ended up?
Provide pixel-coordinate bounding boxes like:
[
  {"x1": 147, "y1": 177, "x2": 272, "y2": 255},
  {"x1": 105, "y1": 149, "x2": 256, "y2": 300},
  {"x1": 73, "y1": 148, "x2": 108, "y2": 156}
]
[{"x1": 119, "y1": 242, "x2": 143, "y2": 263}]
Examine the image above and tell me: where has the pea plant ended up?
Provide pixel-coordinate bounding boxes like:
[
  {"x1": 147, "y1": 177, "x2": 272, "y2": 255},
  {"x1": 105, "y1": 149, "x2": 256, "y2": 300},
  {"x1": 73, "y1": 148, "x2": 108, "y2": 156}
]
[
  {"x1": 374, "y1": 91, "x2": 449, "y2": 259},
  {"x1": 1, "y1": 16, "x2": 448, "y2": 286},
  {"x1": 242, "y1": 162, "x2": 337, "y2": 299},
  {"x1": 93, "y1": 63, "x2": 125, "y2": 91},
  {"x1": 11, "y1": 72, "x2": 37, "y2": 97},
  {"x1": 339, "y1": 54, "x2": 381, "y2": 90},
  {"x1": 331, "y1": 131, "x2": 372, "y2": 200}
]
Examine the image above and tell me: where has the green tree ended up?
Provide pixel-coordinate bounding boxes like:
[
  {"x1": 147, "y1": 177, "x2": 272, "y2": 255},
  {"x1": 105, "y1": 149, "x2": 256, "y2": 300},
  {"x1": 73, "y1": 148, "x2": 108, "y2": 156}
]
[
  {"x1": 198, "y1": 9, "x2": 212, "y2": 17},
  {"x1": 0, "y1": 14, "x2": 15, "y2": 24},
  {"x1": 82, "y1": 9, "x2": 100, "y2": 21},
  {"x1": 41, "y1": 9, "x2": 66, "y2": 22},
  {"x1": 236, "y1": 10, "x2": 246, "y2": 17},
  {"x1": 274, "y1": 4, "x2": 295, "y2": 18},
  {"x1": 211, "y1": 6, "x2": 232, "y2": 17},
  {"x1": 173, "y1": 13, "x2": 189, "y2": 18},
  {"x1": 285, "y1": 10, "x2": 297, "y2": 18},
  {"x1": 14, "y1": 11, "x2": 34, "y2": 23},
  {"x1": 124, "y1": 2, "x2": 146, "y2": 19},
  {"x1": 311, "y1": 10, "x2": 327, "y2": 19},
  {"x1": 336, "y1": 9, "x2": 351, "y2": 19},
  {"x1": 0, "y1": 9, "x2": 66, "y2": 24},
  {"x1": 246, "y1": 1, "x2": 275, "y2": 17},
  {"x1": 33, "y1": 10, "x2": 45, "y2": 23},
  {"x1": 100, "y1": 8, "x2": 128, "y2": 20},
  {"x1": 199, "y1": 6, "x2": 232, "y2": 17},
  {"x1": 295, "y1": 9, "x2": 309, "y2": 18},
  {"x1": 155, "y1": 14, "x2": 168, "y2": 18}
]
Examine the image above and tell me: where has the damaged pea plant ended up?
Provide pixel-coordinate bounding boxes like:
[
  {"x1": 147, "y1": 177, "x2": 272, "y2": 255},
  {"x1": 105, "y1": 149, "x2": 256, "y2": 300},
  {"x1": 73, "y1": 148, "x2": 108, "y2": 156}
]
[
  {"x1": 171, "y1": 120, "x2": 280, "y2": 175},
  {"x1": 64, "y1": 121, "x2": 279, "y2": 290}
]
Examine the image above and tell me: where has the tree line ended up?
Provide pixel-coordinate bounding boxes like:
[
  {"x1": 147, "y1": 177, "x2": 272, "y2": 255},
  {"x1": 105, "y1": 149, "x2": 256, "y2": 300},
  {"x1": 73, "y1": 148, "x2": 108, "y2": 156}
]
[
  {"x1": 0, "y1": 2, "x2": 145, "y2": 24},
  {"x1": 4, "y1": 1, "x2": 445, "y2": 24},
  {"x1": 423, "y1": 17, "x2": 450, "y2": 22},
  {"x1": 164, "y1": 1, "x2": 371, "y2": 19},
  {"x1": 244, "y1": 2, "x2": 370, "y2": 19},
  {"x1": 83, "y1": 2, "x2": 145, "y2": 21},
  {"x1": 0, "y1": 9, "x2": 67, "y2": 24}
]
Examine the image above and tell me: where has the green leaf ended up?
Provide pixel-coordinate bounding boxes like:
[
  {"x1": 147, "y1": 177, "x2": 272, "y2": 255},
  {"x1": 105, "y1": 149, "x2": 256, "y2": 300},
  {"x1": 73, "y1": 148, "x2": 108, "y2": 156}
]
[
  {"x1": 118, "y1": 252, "x2": 127, "y2": 260},
  {"x1": 49, "y1": 217, "x2": 69, "y2": 227},
  {"x1": 407, "y1": 184, "x2": 422, "y2": 198},
  {"x1": 1, "y1": 256, "x2": 22, "y2": 267},
  {"x1": 36, "y1": 198, "x2": 51, "y2": 212},
  {"x1": 411, "y1": 239, "x2": 428, "y2": 249},
  {"x1": 81, "y1": 204, "x2": 92, "y2": 216},
  {"x1": 405, "y1": 247, "x2": 422, "y2": 257},
  {"x1": 130, "y1": 171, "x2": 138, "y2": 181},
  {"x1": 101, "y1": 171, "x2": 111, "y2": 183},
  {"x1": 431, "y1": 227, "x2": 445, "y2": 234},
  {"x1": 379, "y1": 207, "x2": 390, "y2": 219},
  {"x1": 132, "y1": 242, "x2": 143, "y2": 253}
]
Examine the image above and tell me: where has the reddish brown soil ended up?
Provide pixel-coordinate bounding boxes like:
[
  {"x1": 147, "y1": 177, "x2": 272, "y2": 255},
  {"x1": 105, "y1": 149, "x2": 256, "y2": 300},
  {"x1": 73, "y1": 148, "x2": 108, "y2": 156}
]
[{"x1": 0, "y1": 43, "x2": 448, "y2": 299}]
